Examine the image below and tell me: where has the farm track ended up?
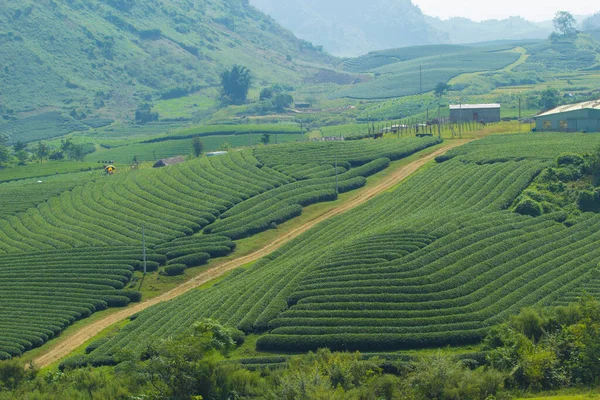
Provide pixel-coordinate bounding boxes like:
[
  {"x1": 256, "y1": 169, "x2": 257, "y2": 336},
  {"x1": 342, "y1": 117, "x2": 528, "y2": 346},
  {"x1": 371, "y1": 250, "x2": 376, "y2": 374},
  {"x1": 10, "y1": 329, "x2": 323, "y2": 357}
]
[{"x1": 32, "y1": 140, "x2": 470, "y2": 369}]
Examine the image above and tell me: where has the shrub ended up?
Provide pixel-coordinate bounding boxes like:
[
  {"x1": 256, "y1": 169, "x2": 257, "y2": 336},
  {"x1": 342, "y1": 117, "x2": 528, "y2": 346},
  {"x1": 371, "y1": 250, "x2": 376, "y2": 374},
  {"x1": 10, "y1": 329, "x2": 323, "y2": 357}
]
[
  {"x1": 168, "y1": 253, "x2": 210, "y2": 267},
  {"x1": 578, "y1": 190, "x2": 600, "y2": 212},
  {"x1": 161, "y1": 264, "x2": 187, "y2": 276},
  {"x1": 59, "y1": 355, "x2": 89, "y2": 371},
  {"x1": 515, "y1": 198, "x2": 543, "y2": 217},
  {"x1": 116, "y1": 290, "x2": 142, "y2": 302},
  {"x1": 85, "y1": 338, "x2": 109, "y2": 354},
  {"x1": 104, "y1": 295, "x2": 131, "y2": 307},
  {"x1": 557, "y1": 153, "x2": 585, "y2": 166}
]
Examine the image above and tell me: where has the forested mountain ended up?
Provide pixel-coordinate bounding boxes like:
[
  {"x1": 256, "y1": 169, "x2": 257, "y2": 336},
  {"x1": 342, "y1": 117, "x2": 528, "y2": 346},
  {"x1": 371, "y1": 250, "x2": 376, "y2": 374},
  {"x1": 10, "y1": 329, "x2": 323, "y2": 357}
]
[
  {"x1": 0, "y1": 0, "x2": 333, "y2": 126},
  {"x1": 250, "y1": 0, "x2": 588, "y2": 56},
  {"x1": 249, "y1": 0, "x2": 448, "y2": 57}
]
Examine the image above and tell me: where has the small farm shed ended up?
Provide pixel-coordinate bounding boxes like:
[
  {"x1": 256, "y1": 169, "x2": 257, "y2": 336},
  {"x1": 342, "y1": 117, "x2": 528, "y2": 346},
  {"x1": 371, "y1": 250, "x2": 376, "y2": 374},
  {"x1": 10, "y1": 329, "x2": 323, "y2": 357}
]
[
  {"x1": 153, "y1": 156, "x2": 185, "y2": 168},
  {"x1": 535, "y1": 100, "x2": 600, "y2": 133},
  {"x1": 450, "y1": 104, "x2": 501, "y2": 123}
]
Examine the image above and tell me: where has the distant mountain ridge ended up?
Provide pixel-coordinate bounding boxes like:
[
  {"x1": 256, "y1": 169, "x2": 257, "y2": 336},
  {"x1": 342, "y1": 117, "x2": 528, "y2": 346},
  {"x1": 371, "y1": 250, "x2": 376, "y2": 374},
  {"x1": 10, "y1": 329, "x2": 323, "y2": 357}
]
[
  {"x1": 249, "y1": 0, "x2": 448, "y2": 57},
  {"x1": 250, "y1": 0, "x2": 592, "y2": 56}
]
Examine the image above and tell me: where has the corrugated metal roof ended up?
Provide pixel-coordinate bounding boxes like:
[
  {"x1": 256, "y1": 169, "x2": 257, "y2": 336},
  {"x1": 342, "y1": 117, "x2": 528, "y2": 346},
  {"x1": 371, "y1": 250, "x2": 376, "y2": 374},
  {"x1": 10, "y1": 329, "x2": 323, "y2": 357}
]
[
  {"x1": 449, "y1": 104, "x2": 501, "y2": 110},
  {"x1": 536, "y1": 99, "x2": 600, "y2": 117}
]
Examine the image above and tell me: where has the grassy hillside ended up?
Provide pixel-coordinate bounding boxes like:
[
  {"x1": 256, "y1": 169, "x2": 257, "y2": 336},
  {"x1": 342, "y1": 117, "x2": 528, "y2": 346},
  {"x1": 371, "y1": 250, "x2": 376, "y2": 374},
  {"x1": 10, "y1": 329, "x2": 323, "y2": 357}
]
[{"x1": 0, "y1": 0, "x2": 335, "y2": 142}]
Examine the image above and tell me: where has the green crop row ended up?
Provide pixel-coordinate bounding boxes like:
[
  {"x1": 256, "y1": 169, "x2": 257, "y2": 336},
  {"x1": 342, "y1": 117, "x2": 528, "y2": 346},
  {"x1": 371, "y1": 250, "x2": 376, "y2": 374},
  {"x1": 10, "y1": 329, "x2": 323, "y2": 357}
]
[{"x1": 1, "y1": 137, "x2": 441, "y2": 358}]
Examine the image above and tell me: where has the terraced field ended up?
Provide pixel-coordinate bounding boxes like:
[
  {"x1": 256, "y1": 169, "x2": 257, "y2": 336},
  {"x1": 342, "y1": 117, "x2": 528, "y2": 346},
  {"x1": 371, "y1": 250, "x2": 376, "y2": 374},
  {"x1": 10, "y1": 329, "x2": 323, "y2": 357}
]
[
  {"x1": 82, "y1": 132, "x2": 600, "y2": 362},
  {"x1": 0, "y1": 171, "x2": 98, "y2": 218},
  {"x1": 336, "y1": 45, "x2": 521, "y2": 99},
  {"x1": 0, "y1": 137, "x2": 440, "y2": 359}
]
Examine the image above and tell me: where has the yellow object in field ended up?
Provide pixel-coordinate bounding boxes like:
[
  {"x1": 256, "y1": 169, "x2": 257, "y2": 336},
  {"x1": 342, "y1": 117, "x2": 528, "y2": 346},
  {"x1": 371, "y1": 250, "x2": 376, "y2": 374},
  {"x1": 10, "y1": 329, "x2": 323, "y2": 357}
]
[{"x1": 105, "y1": 165, "x2": 116, "y2": 175}]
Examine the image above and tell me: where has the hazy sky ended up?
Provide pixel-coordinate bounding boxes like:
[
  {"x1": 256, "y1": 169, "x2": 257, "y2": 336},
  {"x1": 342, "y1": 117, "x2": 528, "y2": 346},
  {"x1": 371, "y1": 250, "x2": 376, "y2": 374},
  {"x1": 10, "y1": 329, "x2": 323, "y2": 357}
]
[{"x1": 413, "y1": 0, "x2": 597, "y2": 22}]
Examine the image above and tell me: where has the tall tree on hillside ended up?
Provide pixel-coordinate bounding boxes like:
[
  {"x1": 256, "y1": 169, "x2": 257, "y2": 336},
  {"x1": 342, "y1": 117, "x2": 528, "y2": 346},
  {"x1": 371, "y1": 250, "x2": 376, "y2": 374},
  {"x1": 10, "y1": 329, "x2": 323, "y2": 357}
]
[
  {"x1": 541, "y1": 88, "x2": 560, "y2": 110},
  {"x1": 36, "y1": 141, "x2": 48, "y2": 162},
  {"x1": 192, "y1": 137, "x2": 204, "y2": 157},
  {"x1": 553, "y1": 11, "x2": 577, "y2": 37},
  {"x1": 220, "y1": 65, "x2": 251, "y2": 105},
  {"x1": 434, "y1": 82, "x2": 450, "y2": 100},
  {"x1": 582, "y1": 12, "x2": 600, "y2": 31},
  {"x1": 0, "y1": 144, "x2": 9, "y2": 166},
  {"x1": 260, "y1": 134, "x2": 271, "y2": 145}
]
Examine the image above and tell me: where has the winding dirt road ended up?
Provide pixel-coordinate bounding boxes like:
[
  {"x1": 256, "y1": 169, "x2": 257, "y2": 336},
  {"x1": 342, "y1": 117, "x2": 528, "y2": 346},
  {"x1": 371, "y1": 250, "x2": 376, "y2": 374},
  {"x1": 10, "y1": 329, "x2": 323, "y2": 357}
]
[{"x1": 32, "y1": 140, "x2": 469, "y2": 369}]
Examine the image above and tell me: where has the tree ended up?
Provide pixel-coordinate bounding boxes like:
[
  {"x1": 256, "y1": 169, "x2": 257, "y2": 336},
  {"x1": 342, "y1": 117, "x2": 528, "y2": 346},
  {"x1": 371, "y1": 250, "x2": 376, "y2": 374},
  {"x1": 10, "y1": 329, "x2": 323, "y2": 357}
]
[
  {"x1": 259, "y1": 87, "x2": 274, "y2": 101},
  {"x1": 0, "y1": 144, "x2": 9, "y2": 166},
  {"x1": 134, "y1": 104, "x2": 159, "y2": 124},
  {"x1": 36, "y1": 141, "x2": 48, "y2": 162},
  {"x1": 137, "y1": 320, "x2": 242, "y2": 399},
  {"x1": 541, "y1": 88, "x2": 560, "y2": 110},
  {"x1": 582, "y1": 12, "x2": 600, "y2": 31},
  {"x1": 60, "y1": 139, "x2": 85, "y2": 161},
  {"x1": 15, "y1": 150, "x2": 28, "y2": 165},
  {"x1": 13, "y1": 141, "x2": 26, "y2": 152},
  {"x1": 272, "y1": 93, "x2": 294, "y2": 111},
  {"x1": 220, "y1": 65, "x2": 251, "y2": 105},
  {"x1": 553, "y1": 11, "x2": 577, "y2": 37},
  {"x1": 192, "y1": 137, "x2": 204, "y2": 157},
  {"x1": 434, "y1": 82, "x2": 450, "y2": 99},
  {"x1": 260, "y1": 133, "x2": 270, "y2": 145}
]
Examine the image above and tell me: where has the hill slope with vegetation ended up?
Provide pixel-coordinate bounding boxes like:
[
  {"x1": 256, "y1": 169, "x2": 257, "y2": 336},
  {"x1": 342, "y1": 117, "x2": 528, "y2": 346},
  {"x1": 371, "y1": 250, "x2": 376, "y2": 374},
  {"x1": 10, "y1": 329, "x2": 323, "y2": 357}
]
[
  {"x1": 78, "y1": 133, "x2": 600, "y2": 362},
  {"x1": 0, "y1": 0, "x2": 334, "y2": 142}
]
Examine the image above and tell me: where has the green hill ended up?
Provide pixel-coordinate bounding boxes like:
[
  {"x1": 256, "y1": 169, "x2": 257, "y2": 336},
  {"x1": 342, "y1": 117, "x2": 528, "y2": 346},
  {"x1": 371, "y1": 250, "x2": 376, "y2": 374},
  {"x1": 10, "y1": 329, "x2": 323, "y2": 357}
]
[{"x1": 0, "y1": 0, "x2": 335, "y2": 142}]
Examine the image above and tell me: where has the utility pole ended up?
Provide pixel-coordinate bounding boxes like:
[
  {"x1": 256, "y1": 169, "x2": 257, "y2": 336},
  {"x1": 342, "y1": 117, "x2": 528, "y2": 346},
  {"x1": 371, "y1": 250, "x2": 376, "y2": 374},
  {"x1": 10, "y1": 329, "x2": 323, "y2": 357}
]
[
  {"x1": 518, "y1": 96, "x2": 522, "y2": 134},
  {"x1": 142, "y1": 225, "x2": 147, "y2": 275},
  {"x1": 419, "y1": 65, "x2": 422, "y2": 95},
  {"x1": 438, "y1": 104, "x2": 441, "y2": 139},
  {"x1": 459, "y1": 99, "x2": 463, "y2": 139},
  {"x1": 297, "y1": 119, "x2": 304, "y2": 140},
  {"x1": 335, "y1": 154, "x2": 339, "y2": 194}
]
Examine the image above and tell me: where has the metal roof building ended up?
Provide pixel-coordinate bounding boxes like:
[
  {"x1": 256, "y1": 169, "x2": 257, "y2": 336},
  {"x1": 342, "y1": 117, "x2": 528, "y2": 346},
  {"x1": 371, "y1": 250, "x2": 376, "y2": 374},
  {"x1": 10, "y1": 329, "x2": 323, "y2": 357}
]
[
  {"x1": 449, "y1": 104, "x2": 501, "y2": 123},
  {"x1": 535, "y1": 100, "x2": 600, "y2": 133}
]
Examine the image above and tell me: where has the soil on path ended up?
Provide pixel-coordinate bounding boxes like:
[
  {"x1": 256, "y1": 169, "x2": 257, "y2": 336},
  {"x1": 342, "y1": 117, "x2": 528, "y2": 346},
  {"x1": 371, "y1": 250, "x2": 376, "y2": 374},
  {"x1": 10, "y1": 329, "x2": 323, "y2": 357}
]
[{"x1": 32, "y1": 140, "x2": 469, "y2": 369}]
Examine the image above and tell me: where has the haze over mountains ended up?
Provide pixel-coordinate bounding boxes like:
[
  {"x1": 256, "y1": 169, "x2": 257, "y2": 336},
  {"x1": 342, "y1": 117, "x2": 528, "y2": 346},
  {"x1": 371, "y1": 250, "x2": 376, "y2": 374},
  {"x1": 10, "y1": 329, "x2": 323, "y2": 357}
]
[{"x1": 250, "y1": 0, "x2": 593, "y2": 56}]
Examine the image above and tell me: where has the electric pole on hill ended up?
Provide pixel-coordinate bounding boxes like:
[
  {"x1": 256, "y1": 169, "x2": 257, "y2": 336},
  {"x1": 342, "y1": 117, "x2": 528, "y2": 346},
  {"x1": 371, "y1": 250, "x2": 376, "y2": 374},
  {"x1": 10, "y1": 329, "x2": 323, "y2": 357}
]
[
  {"x1": 438, "y1": 105, "x2": 441, "y2": 139},
  {"x1": 518, "y1": 96, "x2": 522, "y2": 134},
  {"x1": 419, "y1": 65, "x2": 422, "y2": 95},
  {"x1": 335, "y1": 155, "x2": 339, "y2": 194},
  {"x1": 142, "y1": 225, "x2": 147, "y2": 275}
]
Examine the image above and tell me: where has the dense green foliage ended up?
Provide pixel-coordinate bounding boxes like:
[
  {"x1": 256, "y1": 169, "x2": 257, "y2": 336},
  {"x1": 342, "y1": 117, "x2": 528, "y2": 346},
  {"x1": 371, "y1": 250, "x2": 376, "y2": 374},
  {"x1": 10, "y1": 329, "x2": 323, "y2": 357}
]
[
  {"x1": 83, "y1": 133, "x2": 600, "y2": 360},
  {"x1": 0, "y1": 318, "x2": 510, "y2": 400},
  {"x1": 8, "y1": 303, "x2": 600, "y2": 399},
  {"x1": 0, "y1": 138, "x2": 438, "y2": 358},
  {"x1": 485, "y1": 298, "x2": 600, "y2": 391}
]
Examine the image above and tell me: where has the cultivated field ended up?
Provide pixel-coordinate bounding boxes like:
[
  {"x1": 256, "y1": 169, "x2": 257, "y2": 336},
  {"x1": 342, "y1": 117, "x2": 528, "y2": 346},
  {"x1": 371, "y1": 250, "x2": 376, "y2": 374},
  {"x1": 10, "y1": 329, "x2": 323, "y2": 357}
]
[
  {"x1": 80, "y1": 132, "x2": 600, "y2": 364},
  {"x1": 0, "y1": 137, "x2": 440, "y2": 359}
]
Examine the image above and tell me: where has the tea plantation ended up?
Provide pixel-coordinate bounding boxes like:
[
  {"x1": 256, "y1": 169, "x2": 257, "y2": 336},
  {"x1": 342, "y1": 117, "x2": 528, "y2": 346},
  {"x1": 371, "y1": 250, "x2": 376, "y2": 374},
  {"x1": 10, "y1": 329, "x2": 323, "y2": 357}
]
[
  {"x1": 82, "y1": 132, "x2": 600, "y2": 363},
  {"x1": 0, "y1": 137, "x2": 440, "y2": 359}
]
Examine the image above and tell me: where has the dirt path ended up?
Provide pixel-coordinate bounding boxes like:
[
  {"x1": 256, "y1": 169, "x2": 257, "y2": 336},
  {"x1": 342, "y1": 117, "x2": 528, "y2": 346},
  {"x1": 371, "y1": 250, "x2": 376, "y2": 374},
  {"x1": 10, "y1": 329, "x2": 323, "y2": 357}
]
[{"x1": 32, "y1": 140, "x2": 469, "y2": 369}]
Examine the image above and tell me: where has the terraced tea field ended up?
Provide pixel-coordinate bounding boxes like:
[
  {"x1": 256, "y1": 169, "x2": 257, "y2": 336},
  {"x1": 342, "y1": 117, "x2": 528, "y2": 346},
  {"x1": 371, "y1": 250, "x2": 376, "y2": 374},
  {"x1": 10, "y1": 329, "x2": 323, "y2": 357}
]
[
  {"x1": 81, "y1": 132, "x2": 600, "y2": 363},
  {"x1": 336, "y1": 44, "x2": 521, "y2": 99},
  {"x1": 0, "y1": 137, "x2": 440, "y2": 359}
]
